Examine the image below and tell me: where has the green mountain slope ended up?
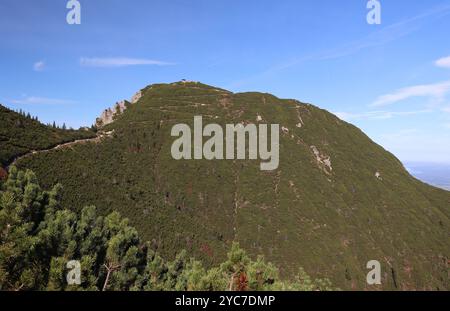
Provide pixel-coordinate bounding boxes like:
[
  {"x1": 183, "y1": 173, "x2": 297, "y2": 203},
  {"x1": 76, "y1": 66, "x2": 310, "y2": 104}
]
[
  {"x1": 14, "y1": 82, "x2": 450, "y2": 290},
  {"x1": 0, "y1": 104, "x2": 95, "y2": 167}
]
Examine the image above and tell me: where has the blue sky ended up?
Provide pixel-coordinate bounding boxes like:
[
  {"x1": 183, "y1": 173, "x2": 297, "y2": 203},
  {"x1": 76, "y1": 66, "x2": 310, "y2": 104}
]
[{"x1": 1, "y1": 0, "x2": 450, "y2": 164}]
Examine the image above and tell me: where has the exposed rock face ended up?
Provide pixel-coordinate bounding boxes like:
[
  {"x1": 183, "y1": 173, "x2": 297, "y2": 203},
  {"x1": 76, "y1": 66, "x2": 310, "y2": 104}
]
[
  {"x1": 310, "y1": 145, "x2": 332, "y2": 174},
  {"x1": 96, "y1": 100, "x2": 130, "y2": 127},
  {"x1": 131, "y1": 90, "x2": 143, "y2": 104},
  {"x1": 96, "y1": 89, "x2": 144, "y2": 128},
  {"x1": 96, "y1": 108, "x2": 113, "y2": 128}
]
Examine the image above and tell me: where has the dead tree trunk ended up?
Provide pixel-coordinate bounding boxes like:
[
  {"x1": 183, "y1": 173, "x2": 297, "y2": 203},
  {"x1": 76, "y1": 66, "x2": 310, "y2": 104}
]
[{"x1": 102, "y1": 263, "x2": 121, "y2": 291}]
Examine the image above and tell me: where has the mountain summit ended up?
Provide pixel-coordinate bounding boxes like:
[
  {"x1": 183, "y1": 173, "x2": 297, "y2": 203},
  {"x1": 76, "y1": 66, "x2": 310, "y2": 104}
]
[{"x1": 14, "y1": 81, "x2": 450, "y2": 290}]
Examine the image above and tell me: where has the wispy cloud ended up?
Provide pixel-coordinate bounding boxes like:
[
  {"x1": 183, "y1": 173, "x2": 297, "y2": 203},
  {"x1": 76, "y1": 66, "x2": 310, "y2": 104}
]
[
  {"x1": 275, "y1": 6, "x2": 450, "y2": 70},
  {"x1": 229, "y1": 4, "x2": 450, "y2": 88},
  {"x1": 316, "y1": 4, "x2": 450, "y2": 61},
  {"x1": 80, "y1": 57, "x2": 175, "y2": 68},
  {"x1": 33, "y1": 60, "x2": 45, "y2": 72},
  {"x1": 435, "y1": 55, "x2": 450, "y2": 68},
  {"x1": 371, "y1": 80, "x2": 450, "y2": 107},
  {"x1": 335, "y1": 109, "x2": 432, "y2": 121},
  {"x1": 319, "y1": 5, "x2": 450, "y2": 59},
  {"x1": 10, "y1": 97, "x2": 75, "y2": 105}
]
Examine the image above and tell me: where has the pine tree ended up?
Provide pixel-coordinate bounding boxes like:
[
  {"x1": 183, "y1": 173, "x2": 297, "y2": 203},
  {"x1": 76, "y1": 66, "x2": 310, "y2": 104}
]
[{"x1": 0, "y1": 167, "x2": 335, "y2": 291}]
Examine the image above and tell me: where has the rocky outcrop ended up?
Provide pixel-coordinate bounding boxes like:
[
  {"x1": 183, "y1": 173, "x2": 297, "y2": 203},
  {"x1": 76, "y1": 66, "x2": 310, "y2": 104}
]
[
  {"x1": 96, "y1": 100, "x2": 128, "y2": 127},
  {"x1": 96, "y1": 89, "x2": 144, "y2": 128},
  {"x1": 310, "y1": 145, "x2": 332, "y2": 174},
  {"x1": 130, "y1": 90, "x2": 143, "y2": 104}
]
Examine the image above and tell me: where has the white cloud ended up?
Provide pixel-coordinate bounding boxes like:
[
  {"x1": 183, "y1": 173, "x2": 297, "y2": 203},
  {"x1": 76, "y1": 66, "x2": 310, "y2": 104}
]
[
  {"x1": 80, "y1": 57, "x2": 175, "y2": 68},
  {"x1": 371, "y1": 80, "x2": 450, "y2": 107},
  {"x1": 33, "y1": 61, "x2": 45, "y2": 71},
  {"x1": 443, "y1": 123, "x2": 450, "y2": 129},
  {"x1": 10, "y1": 97, "x2": 75, "y2": 105},
  {"x1": 435, "y1": 56, "x2": 450, "y2": 68},
  {"x1": 335, "y1": 110, "x2": 431, "y2": 121}
]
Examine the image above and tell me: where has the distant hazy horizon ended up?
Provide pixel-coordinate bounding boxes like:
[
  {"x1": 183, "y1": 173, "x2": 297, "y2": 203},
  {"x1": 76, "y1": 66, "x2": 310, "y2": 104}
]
[{"x1": 405, "y1": 161, "x2": 450, "y2": 191}]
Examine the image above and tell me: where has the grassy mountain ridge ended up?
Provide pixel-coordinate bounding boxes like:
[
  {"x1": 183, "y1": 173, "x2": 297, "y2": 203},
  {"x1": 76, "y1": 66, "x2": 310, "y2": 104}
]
[{"x1": 13, "y1": 82, "x2": 450, "y2": 290}]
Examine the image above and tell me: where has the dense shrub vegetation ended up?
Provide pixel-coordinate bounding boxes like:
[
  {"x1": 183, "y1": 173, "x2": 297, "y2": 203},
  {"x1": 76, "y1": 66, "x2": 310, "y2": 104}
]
[
  {"x1": 0, "y1": 104, "x2": 95, "y2": 167},
  {"x1": 0, "y1": 167, "x2": 334, "y2": 291},
  {"x1": 14, "y1": 82, "x2": 450, "y2": 290}
]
